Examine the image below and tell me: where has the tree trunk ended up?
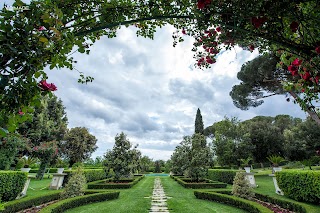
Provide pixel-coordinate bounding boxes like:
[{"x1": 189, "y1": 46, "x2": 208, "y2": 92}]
[
  {"x1": 289, "y1": 91, "x2": 320, "y2": 125},
  {"x1": 36, "y1": 161, "x2": 48, "y2": 180}
]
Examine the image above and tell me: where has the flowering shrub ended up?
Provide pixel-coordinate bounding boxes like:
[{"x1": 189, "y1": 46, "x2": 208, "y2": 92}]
[{"x1": 31, "y1": 141, "x2": 58, "y2": 160}]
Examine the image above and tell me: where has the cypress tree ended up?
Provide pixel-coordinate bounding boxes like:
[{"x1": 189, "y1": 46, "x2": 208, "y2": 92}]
[{"x1": 195, "y1": 108, "x2": 204, "y2": 134}]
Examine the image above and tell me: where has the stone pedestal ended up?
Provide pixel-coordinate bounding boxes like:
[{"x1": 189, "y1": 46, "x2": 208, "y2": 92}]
[
  {"x1": 17, "y1": 175, "x2": 33, "y2": 199},
  {"x1": 269, "y1": 174, "x2": 284, "y2": 195},
  {"x1": 49, "y1": 173, "x2": 67, "y2": 190},
  {"x1": 245, "y1": 173, "x2": 257, "y2": 188}
]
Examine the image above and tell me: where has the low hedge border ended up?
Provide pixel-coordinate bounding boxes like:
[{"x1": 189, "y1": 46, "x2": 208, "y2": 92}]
[
  {"x1": 172, "y1": 176, "x2": 227, "y2": 189},
  {"x1": 87, "y1": 175, "x2": 144, "y2": 189},
  {"x1": 62, "y1": 169, "x2": 106, "y2": 186},
  {"x1": 207, "y1": 169, "x2": 238, "y2": 184},
  {"x1": 194, "y1": 191, "x2": 273, "y2": 213},
  {"x1": 254, "y1": 193, "x2": 309, "y2": 213},
  {"x1": 1, "y1": 191, "x2": 61, "y2": 213},
  {"x1": 39, "y1": 191, "x2": 120, "y2": 213}
]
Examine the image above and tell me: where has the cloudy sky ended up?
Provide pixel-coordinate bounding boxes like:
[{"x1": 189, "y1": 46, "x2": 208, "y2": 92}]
[{"x1": 4, "y1": 1, "x2": 307, "y2": 160}]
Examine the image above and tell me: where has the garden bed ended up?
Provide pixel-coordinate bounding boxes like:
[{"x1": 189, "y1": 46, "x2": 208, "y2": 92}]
[
  {"x1": 87, "y1": 175, "x2": 144, "y2": 189},
  {"x1": 171, "y1": 176, "x2": 227, "y2": 189}
]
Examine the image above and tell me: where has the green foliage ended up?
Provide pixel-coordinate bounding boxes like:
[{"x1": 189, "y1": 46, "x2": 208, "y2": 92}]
[
  {"x1": 232, "y1": 172, "x2": 255, "y2": 199},
  {"x1": 207, "y1": 169, "x2": 238, "y2": 184},
  {"x1": 0, "y1": 171, "x2": 27, "y2": 202},
  {"x1": 19, "y1": 156, "x2": 38, "y2": 168},
  {"x1": 194, "y1": 191, "x2": 272, "y2": 213},
  {"x1": 239, "y1": 157, "x2": 253, "y2": 167},
  {"x1": 170, "y1": 136, "x2": 192, "y2": 175},
  {"x1": 104, "y1": 132, "x2": 137, "y2": 181},
  {"x1": 87, "y1": 175, "x2": 144, "y2": 189},
  {"x1": 254, "y1": 193, "x2": 307, "y2": 213},
  {"x1": 276, "y1": 170, "x2": 320, "y2": 203},
  {"x1": 1, "y1": 191, "x2": 60, "y2": 213},
  {"x1": 63, "y1": 169, "x2": 106, "y2": 187},
  {"x1": 172, "y1": 176, "x2": 227, "y2": 189},
  {"x1": 266, "y1": 155, "x2": 285, "y2": 167},
  {"x1": 195, "y1": 108, "x2": 204, "y2": 134},
  {"x1": 189, "y1": 133, "x2": 211, "y2": 182},
  {"x1": 39, "y1": 191, "x2": 120, "y2": 213},
  {"x1": 60, "y1": 167, "x2": 87, "y2": 199},
  {"x1": 0, "y1": 135, "x2": 26, "y2": 170},
  {"x1": 154, "y1": 160, "x2": 161, "y2": 173},
  {"x1": 61, "y1": 127, "x2": 98, "y2": 167}
]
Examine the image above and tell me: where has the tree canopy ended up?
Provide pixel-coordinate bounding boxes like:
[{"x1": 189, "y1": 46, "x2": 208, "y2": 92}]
[{"x1": 1, "y1": 0, "x2": 320, "y2": 135}]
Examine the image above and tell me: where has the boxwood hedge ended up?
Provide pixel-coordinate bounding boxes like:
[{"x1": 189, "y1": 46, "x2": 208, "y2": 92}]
[
  {"x1": 207, "y1": 169, "x2": 238, "y2": 184},
  {"x1": 276, "y1": 170, "x2": 320, "y2": 203},
  {"x1": 87, "y1": 175, "x2": 144, "y2": 189},
  {"x1": 0, "y1": 171, "x2": 27, "y2": 202}
]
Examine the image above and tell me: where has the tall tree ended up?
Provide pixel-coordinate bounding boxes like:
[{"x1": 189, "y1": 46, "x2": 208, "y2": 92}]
[
  {"x1": 195, "y1": 108, "x2": 204, "y2": 134},
  {"x1": 17, "y1": 95, "x2": 68, "y2": 179},
  {"x1": 170, "y1": 136, "x2": 192, "y2": 175},
  {"x1": 104, "y1": 132, "x2": 136, "y2": 181},
  {"x1": 140, "y1": 155, "x2": 153, "y2": 173},
  {"x1": 61, "y1": 127, "x2": 98, "y2": 167},
  {"x1": 189, "y1": 133, "x2": 211, "y2": 182}
]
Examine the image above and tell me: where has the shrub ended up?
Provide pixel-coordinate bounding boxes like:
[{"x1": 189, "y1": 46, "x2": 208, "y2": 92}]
[
  {"x1": 276, "y1": 170, "x2": 320, "y2": 203},
  {"x1": 207, "y1": 169, "x2": 238, "y2": 184},
  {"x1": 0, "y1": 171, "x2": 27, "y2": 202},
  {"x1": 60, "y1": 167, "x2": 86, "y2": 199},
  {"x1": 62, "y1": 169, "x2": 106, "y2": 186},
  {"x1": 39, "y1": 191, "x2": 119, "y2": 213},
  {"x1": 1, "y1": 191, "x2": 60, "y2": 213},
  {"x1": 194, "y1": 191, "x2": 272, "y2": 213},
  {"x1": 232, "y1": 172, "x2": 254, "y2": 199}
]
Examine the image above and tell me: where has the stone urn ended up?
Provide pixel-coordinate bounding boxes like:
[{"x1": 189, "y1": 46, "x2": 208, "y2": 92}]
[
  {"x1": 57, "y1": 168, "x2": 64, "y2": 174},
  {"x1": 21, "y1": 167, "x2": 31, "y2": 173},
  {"x1": 244, "y1": 166, "x2": 251, "y2": 173}
]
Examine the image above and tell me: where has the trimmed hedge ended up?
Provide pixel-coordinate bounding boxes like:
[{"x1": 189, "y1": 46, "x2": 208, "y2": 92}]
[
  {"x1": 194, "y1": 191, "x2": 272, "y2": 213},
  {"x1": 1, "y1": 191, "x2": 60, "y2": 213},
  {"x1": 171, "y1": 176, "x2": 227, "y2": 189},
  {"x1": 276, "y1": 170, "x2": 320, "y2": 203},
  {"x1": 39, "y1": 191, "x2": 119, "y2": 213},
  {"x1": 87, "y1": 175, "x2": 144, "y2": 189},
  {"x1": 29, "y1": 168, "x2": 58, "y2": 173},
  {"x1": 254, "y1": 192, "x2": 307, "y2": 213},
  {"x1": 0, "y1": 171, "x2": 27, "y2": 202},
  {"x1": 62, "y1": 169, "x2": 106, "y2": 186},
  {"x1": 207, "y1": 169, "x2": 238, "y2": 184}
]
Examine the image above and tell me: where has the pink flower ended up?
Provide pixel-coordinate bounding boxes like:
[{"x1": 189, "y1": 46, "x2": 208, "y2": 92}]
[
  {"x1": 301, "y1": 72, "x2": 311, "y2": 80},
  {"x1": 316, "y1": 46, "x2": 320, "y2": 54},
  {"x1": 206, "y1": 56, "x2": 215, "y2": 64},
  {"x1": 288, "y1": 65, "x2": 298, "y2": 76},
  {"x1": 249, "y1": 44, "x2": 255, "y2": 51},
  {"x1": 18, "y1": 110, "x2": 24, "y2": 115},
  {"x1": 197, "y1": 0, "x2": 211, "y2": 9},
  {"x1": 216, "y1": 27, "x2": 221, "y2": 32},
  {"x1": 182, "y1": 29, "x2": 186, "y2": 35},
  {"x1": 251, "y1": 17, "x2": 267, "y2": 28},
  {"x1": 290, "y1": 21, "x2": 299, "y2": 32},
  {"x1": 38, "y1": 26, "x2": 45, "y2": 31},
  {"x1": 292, "y1": 58, "x2": 302, "y2": 66},
  {"x1": 39, "y1": 80, "x2": 57, "y2": 91}
]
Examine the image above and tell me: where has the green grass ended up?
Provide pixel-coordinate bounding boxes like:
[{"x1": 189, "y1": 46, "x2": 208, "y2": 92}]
[
  {"x1": 24, "y1": 175, "x2": 62, "y2": 198},
  {"x1": 65, "y1": 176, "x2": 154, "y2": 213},
  {"x1": 254, "y1": 175, "x2": 320, "y2": 213},
  {"x1": 161, "y1": 176, "x2": 246, "y2": 213}
]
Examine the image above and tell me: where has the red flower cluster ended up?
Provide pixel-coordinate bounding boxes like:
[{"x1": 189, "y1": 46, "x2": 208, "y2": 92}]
[
  {"x1": 39, "y1": 80, "x2": 57, "y2": 91},
  {"x1": 18, "y1": 110, "x2": 24, "y2": 115},
  {"x1": 197, "y1": 0, "x2": 211, "y2": 9},
  {"x1": 290, "y1": 21, "x2": 299, "y2": 32},
  {"x1": 251, "y1": 17, "x2": 267, "y2": 28},
  {"x1": 316, "y1": 46, "x2": 320, "y2": 54},
  {"x1": 249, "y1": 44, "x2": 255, "y2": 52},
  {"x1": 288, "y1": 58, "x2": 302, "y2": 76}
]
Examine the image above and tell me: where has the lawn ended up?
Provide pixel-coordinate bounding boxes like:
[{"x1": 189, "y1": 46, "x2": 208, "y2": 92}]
[
  {"x1": 65, "y1": 176, "x2": 246, "y2": 213},
  {"x1": 65, "y1": 176, "x2": 154, "y2": 213},
  {"x1": 25, "y1": 173, "x2": 62, "y2": 198}
]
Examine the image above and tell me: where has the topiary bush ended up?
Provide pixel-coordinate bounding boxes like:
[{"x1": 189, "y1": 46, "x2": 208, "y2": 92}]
[
  {"x1": 232, "y1": 172, "x2": 254, "y2": 199},
  {"x1": 207, "y1": 169, "x2": 238, "y2": 184},
  {"x1": 276, "y1": 170, "x2": 320, "y2": 203},
  {"x1": 60, "y1": 167, "x2": 86, "y2": 199},
  {"x1": 0, "y1": 171, "x2": 27, "y2": 201}
]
